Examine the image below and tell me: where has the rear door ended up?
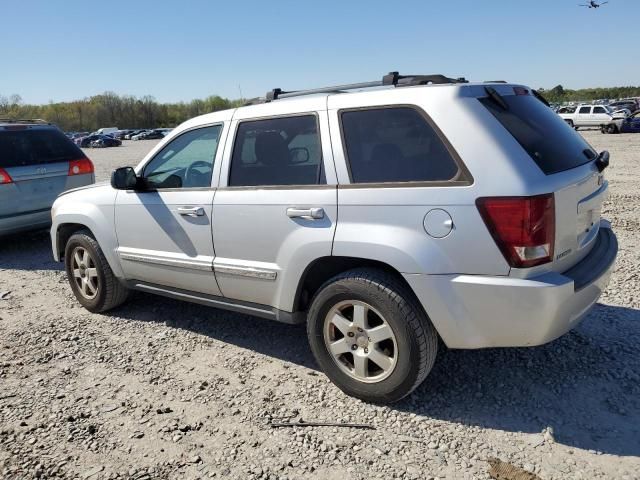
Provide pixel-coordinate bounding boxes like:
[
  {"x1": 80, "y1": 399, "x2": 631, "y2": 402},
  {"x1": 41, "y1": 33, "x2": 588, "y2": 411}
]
[
  {"x1": 212, "y1": 98, "x2": 337, "y2": 310},
  {"x1": 0, "y1": 125, "x2": 92, "y2": 219}
]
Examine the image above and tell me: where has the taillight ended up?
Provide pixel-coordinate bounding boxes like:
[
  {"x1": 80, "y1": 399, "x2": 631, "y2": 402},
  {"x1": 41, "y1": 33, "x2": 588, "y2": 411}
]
[
  {"x1": 68, "y1": 158, "x2": 94, "y2": 176},
  {"x1": 476, "y1": 194, "x2": 555, "y2": 268},
  {"x1": 0, "y1": 168, "x2": 13, "y2": 184}
]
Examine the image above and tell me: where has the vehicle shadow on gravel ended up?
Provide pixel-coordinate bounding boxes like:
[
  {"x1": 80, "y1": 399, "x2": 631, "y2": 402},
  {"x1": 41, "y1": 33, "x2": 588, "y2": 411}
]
[
  {"x1": 401, "y1": 303, "x2": 640, "y2": 458},
  {"x1": 0, "y1": 230, "x2": 61, "y2": 271},
  {"x1": 116, "y1": 295, "x2": 640, "y2": 458}
]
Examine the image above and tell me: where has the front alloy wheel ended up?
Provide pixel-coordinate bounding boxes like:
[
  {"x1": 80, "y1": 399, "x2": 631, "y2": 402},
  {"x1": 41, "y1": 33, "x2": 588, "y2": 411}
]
[{"x1": 71, "y1": 246, "x2": 99, "y2": 299}]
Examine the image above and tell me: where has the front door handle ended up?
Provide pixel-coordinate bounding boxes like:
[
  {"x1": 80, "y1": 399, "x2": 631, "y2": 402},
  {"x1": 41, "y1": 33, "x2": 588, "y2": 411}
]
[
  {"x1": 286, "y1": 207, "x2": 325, "y2": 220},
  {"x1": 177, "y1": 206, "x2": 205, "y2": 217}
]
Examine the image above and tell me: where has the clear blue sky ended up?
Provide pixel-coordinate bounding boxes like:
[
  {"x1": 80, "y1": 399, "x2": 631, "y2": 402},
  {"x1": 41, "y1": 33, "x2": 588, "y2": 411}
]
[{"x1": 2, "y1": 0, "x2": 638, "y2": 104}]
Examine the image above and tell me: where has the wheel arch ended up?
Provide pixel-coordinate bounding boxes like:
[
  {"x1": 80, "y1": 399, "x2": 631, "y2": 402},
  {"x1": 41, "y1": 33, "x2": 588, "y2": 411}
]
[
  {"x1": 293, "y1": 256, "x2": 420, "y2": 314},
  {"x1": 53, "y1": 213, "x2": 124, "y2": 279}
]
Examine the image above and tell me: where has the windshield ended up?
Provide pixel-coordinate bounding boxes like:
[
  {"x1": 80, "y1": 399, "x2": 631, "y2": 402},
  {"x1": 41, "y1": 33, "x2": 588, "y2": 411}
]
[{"x1": 479, "y1": 93, "x2": 596, "y2": 175}]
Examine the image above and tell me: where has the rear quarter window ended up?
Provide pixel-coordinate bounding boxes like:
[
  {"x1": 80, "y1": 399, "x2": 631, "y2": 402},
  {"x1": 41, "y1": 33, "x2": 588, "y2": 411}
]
[
  {"x1": 0, "y1": 128, "x2": 84, "y2": 167},
  {"x1": 340, "y1": 107, "x2": 466, "y2": 184},
  {"x1": 479, "y1": 94, "x2": 596, "y2": 175}
]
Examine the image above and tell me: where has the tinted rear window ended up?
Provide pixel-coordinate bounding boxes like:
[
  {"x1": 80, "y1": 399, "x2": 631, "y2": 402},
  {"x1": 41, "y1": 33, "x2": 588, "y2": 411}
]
[
  {"x1": 479, "y1": 94, "x2": 596, "y2": 175},
  {"x1": 340, "y1": 107, "x2": 462, "y2": 183},
  {"x1": 0, "y1": 128, "x2": 84, "y2": 167}
]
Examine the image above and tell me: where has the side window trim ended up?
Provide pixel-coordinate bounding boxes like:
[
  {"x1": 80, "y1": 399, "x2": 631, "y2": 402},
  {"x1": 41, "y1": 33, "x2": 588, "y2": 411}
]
[
  {"x1": 226, "y1": 112, "x2": 326, "y2": 188},
  {"x1": 140, "y1": 123, "x2": 223, "y2": 191},
  {"x1": 337, "y1": 104, "x2": 473, "y2": 187}
]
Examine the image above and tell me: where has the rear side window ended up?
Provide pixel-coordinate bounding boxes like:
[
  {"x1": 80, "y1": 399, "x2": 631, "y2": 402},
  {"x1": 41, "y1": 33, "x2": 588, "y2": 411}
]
[
  {"x1": 340, "y1": 107, "x2": 461, "y2": 184},
  {"x1": 479, "y1": 94, "x2": 596, "y2": 175},
  {"x1": 0, "y1": 128, "x2": 84, "y2": 167},
  {"x1": 229, "y1": 115, "x2": 324, "y2": 187}
]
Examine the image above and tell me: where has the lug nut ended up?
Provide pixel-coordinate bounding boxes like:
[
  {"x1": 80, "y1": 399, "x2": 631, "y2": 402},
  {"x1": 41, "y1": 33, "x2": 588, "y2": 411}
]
[
  {"x1": 357, "y1": 328, "x2": 363, "y2": 332},
  {"x1": 364, "y1": 348, "x2": 369, "y2": 354},
  {"x1": 347, "y1": 332, "x2": 355, "y2": 337},
  {"x1": 351, "y1": 345, "x2": 357, "y2": 351}
]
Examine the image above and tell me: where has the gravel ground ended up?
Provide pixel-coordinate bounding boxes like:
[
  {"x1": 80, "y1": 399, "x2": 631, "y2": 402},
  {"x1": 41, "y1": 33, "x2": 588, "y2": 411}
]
[{"x1": 0, "y1": 133, "x2": 639, "y2": 480}]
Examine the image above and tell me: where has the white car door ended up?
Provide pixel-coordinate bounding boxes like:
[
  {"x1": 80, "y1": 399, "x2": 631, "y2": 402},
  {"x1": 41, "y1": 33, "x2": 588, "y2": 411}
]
[
  {"x1": 577, "y1": 106, "x2": 592, "y2": 126},
  {"x1": 212, "y1": 97, "x2": 338, "y2": 312},
  {"x1": 115, "y1": 123, "x2": 226, "y2": 296}
]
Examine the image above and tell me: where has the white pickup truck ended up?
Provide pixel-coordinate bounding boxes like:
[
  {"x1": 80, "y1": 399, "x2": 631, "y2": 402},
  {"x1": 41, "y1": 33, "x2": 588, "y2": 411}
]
[{"x1": 558, "y1": 105, "x2": 627, "y2": 131}]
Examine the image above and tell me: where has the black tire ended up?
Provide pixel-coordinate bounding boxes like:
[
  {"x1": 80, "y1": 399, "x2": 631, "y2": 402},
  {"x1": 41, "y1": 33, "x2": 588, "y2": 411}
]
[
  {"x1": 607, "y1": 124, "x2": 618, "y2": 134},
  {"x1": 307, "y1": 268, "x2": 438, "y2": 403},
  {"x1": 64, "y1": 230, "x2": 129, "y2": 313},
  {"x1": 565, "y1": 120, "x2": 574, "y2": 128}
]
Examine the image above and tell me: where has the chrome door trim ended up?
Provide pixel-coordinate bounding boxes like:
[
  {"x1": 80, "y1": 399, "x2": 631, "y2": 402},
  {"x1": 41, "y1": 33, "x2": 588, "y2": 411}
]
[
  {"x1": 213, "y1": 262, "x2": 278, "y2": 280},
  {"x1": 118, "y1": 251, "x2": 213, "y2": 272}
]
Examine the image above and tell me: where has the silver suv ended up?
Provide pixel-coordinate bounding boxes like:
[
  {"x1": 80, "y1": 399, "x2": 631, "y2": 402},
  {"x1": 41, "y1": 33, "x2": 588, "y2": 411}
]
[{"x1": 50, "y1": 73, "x2": 618, "y2": 403}]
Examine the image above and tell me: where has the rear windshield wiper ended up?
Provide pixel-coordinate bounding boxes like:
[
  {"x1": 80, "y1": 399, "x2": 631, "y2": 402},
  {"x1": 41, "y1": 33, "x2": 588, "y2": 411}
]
[
  {"x1": 532, "y1": 89, "x2": 551, "y2": 107},
  {"x1": 484, "y1": 86, "x2": 509, "y2": 111}
]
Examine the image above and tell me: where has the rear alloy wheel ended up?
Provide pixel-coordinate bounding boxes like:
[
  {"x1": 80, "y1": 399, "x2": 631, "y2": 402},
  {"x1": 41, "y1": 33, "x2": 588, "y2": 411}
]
[
  {"x1": 307, "y1": 268, "x2": 438, "y2": 403},
  {"x1": 323, "y1": 300, "x2": 398, "y2": 383},
  {"x1": 64, "y1": 231, "x2": 129, "y2": 312}
]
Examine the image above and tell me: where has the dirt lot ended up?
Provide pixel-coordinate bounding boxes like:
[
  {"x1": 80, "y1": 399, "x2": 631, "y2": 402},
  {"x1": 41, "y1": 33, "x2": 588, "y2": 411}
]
[{"x1": 1, "y1": 133, "x2": 639, "y2": 480}]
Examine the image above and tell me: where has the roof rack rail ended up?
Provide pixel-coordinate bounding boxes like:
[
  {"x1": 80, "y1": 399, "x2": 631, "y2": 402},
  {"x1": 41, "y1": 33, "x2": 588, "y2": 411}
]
[
  {"x1": 263, "y1": 71, "x2": 468, "y2": 102},
  {"x1": 0, "y1": 118, "x2": 50, "y2": 124}
]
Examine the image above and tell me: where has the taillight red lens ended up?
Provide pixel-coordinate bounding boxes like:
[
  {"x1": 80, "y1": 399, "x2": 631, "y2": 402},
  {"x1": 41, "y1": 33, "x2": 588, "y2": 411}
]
[
  {"x1": 68, "y1": 158, "x2": 94, "y2": 176},
  {"x1": 0, "y1": 168, "x2": 13, "y2": 184},
  {"x1": 476, "y1": 194, "x2": 555, "y2": 268}
]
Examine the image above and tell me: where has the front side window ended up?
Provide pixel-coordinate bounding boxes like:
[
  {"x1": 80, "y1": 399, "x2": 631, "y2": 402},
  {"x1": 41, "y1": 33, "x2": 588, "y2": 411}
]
[
  {"x1": 593, "y1": 107, "x2": 607, "y2": 114},
  {"x1": 578, "y1": 106, "x2": 591, "y2": 114},
  {"x1": 229, "y1": 115, "x2": 324, "y2": 187},
  {"x1": 143, "y1": 125, "x2": 222, "y2": 189},
  {"x1": 340, "y1": 107, "x2": 461, "y2": 184}
]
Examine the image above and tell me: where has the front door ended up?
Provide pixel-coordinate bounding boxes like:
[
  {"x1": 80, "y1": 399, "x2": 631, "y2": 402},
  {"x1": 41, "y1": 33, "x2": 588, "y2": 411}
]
[
  {"x1": 115, "y1": 124, "x2": 224, "y2": 296},
  {"x1": 212, "y1": 102, "x2": 337, "y2": 311}
]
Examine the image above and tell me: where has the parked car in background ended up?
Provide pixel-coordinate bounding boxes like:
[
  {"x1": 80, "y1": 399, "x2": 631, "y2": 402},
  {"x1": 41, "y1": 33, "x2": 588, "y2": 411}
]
[
  {"x1": 50, "y1": 73, "x2": 617, "y2": 403},
  {"x1": 77, "y1": 134, "x2": 121, "y2": 148},
  {"x1": 609, "y1": 99, "x2": 639, "y2": 112},
  {"x1": 1, "y1": 119, "x2": 94, "y2": 236},
  {"x1": 558, "y1": 104, "x2": 626, "y2": 129},
  {"x1": 96, "y1": 127, "x2": 118, "y2": 136},
  {"x1": 112, "y1": 130, "x2": 134, "y2": 140},
  {"x1": 132, "y1": 129, "x2": 164, "y2": 140},
  {"x1": 602, "y1": 110, "x2": 640, "y2": 134},
  {"x1": 124, "y1": 129, "x2": 148, "y2": 140}
]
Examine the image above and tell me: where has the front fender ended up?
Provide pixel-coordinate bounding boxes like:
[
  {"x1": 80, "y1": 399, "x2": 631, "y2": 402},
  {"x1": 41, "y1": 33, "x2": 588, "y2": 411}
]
[{"x1": 51, "y1": 196, "x2": 124, "y2": 279}]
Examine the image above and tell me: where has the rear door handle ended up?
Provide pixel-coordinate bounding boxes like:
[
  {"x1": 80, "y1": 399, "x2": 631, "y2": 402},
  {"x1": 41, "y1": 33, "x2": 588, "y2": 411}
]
[
  {"x1": 286, "y1": 207, "x2": 325, "y2": 220},
  {"x1": 177, "y1": 206, "x2": 205, "y2": 217}
]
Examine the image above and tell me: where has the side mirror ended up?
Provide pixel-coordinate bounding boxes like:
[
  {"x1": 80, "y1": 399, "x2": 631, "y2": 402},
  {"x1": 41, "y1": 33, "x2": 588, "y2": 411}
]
[
  {"x1": 111, "y1": 166, "x2": 138, "y2": 190},
  {"x1": 289, "y1": 147, "x2": 310, "y2": 164}
]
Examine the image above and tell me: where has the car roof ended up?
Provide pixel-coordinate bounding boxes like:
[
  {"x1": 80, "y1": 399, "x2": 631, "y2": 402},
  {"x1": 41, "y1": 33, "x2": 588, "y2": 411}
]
[
  {"x1": 179, "y1": 81, "x2": 516, "y2": 132},
  {"x1": 0, "y1": 119, "x2": 56, "y2": 128}
]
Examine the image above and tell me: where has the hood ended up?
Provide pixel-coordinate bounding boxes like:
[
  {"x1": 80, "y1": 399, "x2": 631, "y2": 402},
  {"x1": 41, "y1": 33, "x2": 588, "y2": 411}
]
[{"x1": 58, "y1": 180, "x2": 110, "y2": 198}]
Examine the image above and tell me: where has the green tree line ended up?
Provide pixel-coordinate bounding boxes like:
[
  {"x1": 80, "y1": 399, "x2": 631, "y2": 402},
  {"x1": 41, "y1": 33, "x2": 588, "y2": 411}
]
[
  {"x1": 539, "y1": 85, "x2": 640, "y2": 103},
  {"x1": 0, "y1": 92, "x2": 243, "y2": 131}
]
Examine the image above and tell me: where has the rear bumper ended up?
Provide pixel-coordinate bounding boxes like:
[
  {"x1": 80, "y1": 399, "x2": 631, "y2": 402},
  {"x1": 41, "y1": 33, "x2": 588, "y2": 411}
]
[
  {"x1": 404, "y1": 225, "x2": 618, "y2": 349},
  {"x1": 0, "y1": 209, "x2": 51, "y2": 236}
]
